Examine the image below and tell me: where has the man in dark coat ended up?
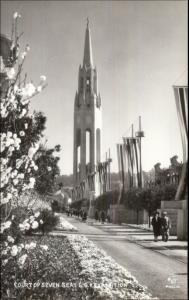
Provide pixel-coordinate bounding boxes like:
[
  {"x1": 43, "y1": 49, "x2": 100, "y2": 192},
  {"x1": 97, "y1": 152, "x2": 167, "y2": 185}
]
[
  {"x1": 101, "y1": 211, "x2": 105, "y2": 224},
  {"x1": 94, "y1": 210, "x2": 99, "y2": 222},
  {"x1": 82, "y1": 211, "x2": 87, "y2": 222},
  {"x1": 151, "y1": 211, "x2": 161, "y2": 242}
]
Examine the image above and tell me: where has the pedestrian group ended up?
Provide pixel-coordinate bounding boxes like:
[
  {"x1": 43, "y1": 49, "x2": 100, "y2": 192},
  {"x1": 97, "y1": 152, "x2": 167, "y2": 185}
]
[{"x1": 151, "y1": 211, "x2": 171, "y2": 242}]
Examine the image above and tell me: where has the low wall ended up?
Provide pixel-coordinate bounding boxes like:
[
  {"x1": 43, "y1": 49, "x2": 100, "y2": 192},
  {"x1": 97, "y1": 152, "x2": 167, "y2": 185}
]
[
  {"x1": 110, "y1": 204, "x2": 127, "y2": 224},
  {"x1": 110, "y1": 205, "x2": 148, "y2": 225}
]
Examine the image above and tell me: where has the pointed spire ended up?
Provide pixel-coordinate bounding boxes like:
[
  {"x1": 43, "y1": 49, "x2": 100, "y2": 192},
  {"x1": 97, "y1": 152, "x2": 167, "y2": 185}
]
[{"x1": 83, "y1": 18, "x2": 93, "y2": 68}]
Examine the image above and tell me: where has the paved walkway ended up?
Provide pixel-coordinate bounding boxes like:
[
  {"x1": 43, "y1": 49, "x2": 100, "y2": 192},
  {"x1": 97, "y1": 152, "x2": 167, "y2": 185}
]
[
  {"x1": 56, "y1": 214, "x2": 188, "y2": 300},
  {"x1": 92, "y1": 221, "x2": 187, "y2": 264}
]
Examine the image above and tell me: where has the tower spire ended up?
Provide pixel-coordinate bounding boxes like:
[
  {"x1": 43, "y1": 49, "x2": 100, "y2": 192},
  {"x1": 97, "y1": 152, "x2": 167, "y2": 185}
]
[{"x1": 83, "y1": 18, "x2": 93, "y2": 68}]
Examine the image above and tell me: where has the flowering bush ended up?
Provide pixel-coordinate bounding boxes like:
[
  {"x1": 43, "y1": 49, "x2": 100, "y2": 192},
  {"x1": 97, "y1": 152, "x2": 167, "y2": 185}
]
[
  {"x1": 0, "y1": 13, "x2": 47, "y2": 221},
  {"x1": 1, "y1": 235, "x2": 98, "y2": 300},
  {"x1": 18, "y1": 210, "x2": 43, "y2": 235},
  {"x1": 0, "y1": 13, "x2": 60, "y2": 298},
  {"x1": 1, "y1": 236, "x2": 54, "y2": 299}
]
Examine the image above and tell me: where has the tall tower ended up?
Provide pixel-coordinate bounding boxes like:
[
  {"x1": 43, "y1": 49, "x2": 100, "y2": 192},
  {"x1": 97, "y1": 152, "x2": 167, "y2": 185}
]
[{"x1": 73, "y1": 20, "x2": 102, "y2": 192}]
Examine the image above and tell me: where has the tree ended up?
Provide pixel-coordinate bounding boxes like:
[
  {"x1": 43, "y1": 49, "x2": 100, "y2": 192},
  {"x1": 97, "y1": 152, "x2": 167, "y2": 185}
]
[
  {"x1": 34, "y1": 144, "x2": 61, "y2": 195},
  {"x1": 123, "y1": 184, "x2": 177, "y2": 226}
]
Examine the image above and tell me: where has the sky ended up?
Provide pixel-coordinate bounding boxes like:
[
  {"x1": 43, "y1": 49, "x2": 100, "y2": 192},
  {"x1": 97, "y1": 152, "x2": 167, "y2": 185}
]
[{"x1": 1, "y1": 1, "x2": 187, "y2": 175}]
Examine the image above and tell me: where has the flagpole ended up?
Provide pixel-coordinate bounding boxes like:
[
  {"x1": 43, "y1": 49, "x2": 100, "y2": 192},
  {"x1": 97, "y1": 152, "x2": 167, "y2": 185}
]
[{"x1": 136, "y1": 116, "x2": 145, "y2": 188}]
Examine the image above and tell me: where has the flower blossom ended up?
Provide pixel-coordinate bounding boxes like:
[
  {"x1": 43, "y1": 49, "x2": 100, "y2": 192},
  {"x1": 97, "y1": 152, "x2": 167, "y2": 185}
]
[
  {"x1": 1, "y1": 221, "x2": 12, "y2": 233},
  {"x1": 1, "y1": 197, "x2": 9, "y2": 205},
  {"x1": 2, "y1": 259, "x2": 8, "y2": 266},
  {"x1": 7, "y1": 236, "x2": 15, "y2": 243},
  {"x1": 34, "y1": 165, "x2": 38, "y2": 171},
  {"x1": 13, "y1": 178, "x2": 19, "y2": 186},
  {"x1": 2, "y1": 250, "x2": 8, "y2": 256},
  {"x1": 5, "y1": 67, "x2": 15, "y2": 79},
  {"x1": 40, "y1": 75, "x2": 46, "y2": 82},
  {"x1": 40, "y1": 245, "x2": 48, "y2": 251},
  {"x1": 25, "y1": 242, "x2": 36, "y2": 250},
  {"x1": 31, "y1": 221, "x2": 38, "y2": 229},
  {"x1": 29, "y1": 177, "x2": 35, "y2": 188},
  {"x1": 28, "y1": 144, "x2": 39, "y2": 158},
  {"x1": 18, "y1": 173, "x2": 24, "y2": 179},
  {"x1": 37, "y1": 86, "x2": 42, "y2": 93},
  {"x1": 19, "y1": 131, "x2": 25, "y2": 137},
  {"x1": 22, "y1": 82, "x2": 36, "y2": 97},
  {"x1": 11, "y1": 245, "x2": 18, "y2": 257},
  {"x1": 34, "y1": 211, "x2": 40, "y2": 218},
  {"x1": 18, "y1": 254, "x2": 27, "y2": 267}
]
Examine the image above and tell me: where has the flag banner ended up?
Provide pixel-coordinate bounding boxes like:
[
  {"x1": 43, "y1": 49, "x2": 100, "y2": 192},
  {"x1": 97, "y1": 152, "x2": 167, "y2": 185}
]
[
  {"x1": 123, "y1": 138, "x2": 131, "y2": 188},
  {"x1": 120, "y1": 144, "x2": 125, "y2": 189},
  {"x1": 123, "y1": 137, "x2": 141, "y2": 188},
  {"x1": 126, "y1": 139, "x2": 134, "y2": 187},
  {"x1": 117, "y1": 143, "x2": 122, "y2": 182}
]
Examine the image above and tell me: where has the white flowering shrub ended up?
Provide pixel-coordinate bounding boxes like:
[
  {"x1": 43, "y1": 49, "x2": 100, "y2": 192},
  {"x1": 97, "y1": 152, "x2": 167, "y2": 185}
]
[
  {"x1": 0, "y1": 13, "x2": 51, "y2": 298},
  {"x1": 0, "y1": 13, "x2": 47, "y2": 218}
]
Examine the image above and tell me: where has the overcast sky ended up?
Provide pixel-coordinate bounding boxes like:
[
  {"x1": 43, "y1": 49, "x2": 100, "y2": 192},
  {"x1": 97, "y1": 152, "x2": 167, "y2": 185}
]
[{"x1": 1, "y1": 1, "x2": 187, "y2": 175}]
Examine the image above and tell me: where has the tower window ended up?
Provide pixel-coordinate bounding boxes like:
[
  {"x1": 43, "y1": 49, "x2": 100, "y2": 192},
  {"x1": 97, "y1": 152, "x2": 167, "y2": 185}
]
[{"x1": 86, "y1": 77, "x2": 90, "y2": 93}]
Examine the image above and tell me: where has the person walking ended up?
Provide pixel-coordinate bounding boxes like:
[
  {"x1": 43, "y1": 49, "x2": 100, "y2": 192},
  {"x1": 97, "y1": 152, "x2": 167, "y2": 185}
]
[
  {"x1": 107, "y1": 209, "x2": 111, "y2": 223},
  {"x1": 151, "y1": 211, "x2": 161, "y2": 242},
  {"x1": 94, "y1": 210, "x2": 99, "y2": 222},
  {"x1": 101, "y1": 210, "x2": 105, "y2": 224},
  {"x1": 82, "y1": 211, "x2": 87, "y2": 222},
  {"x1": 161, "y1": 211, "x2": 171, "y2": 242}
]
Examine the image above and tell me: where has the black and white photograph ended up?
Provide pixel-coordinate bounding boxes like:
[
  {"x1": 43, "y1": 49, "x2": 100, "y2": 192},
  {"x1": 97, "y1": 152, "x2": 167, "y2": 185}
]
[{"x1": 0, "y1": 1, "x2": 188, "y2": 299}]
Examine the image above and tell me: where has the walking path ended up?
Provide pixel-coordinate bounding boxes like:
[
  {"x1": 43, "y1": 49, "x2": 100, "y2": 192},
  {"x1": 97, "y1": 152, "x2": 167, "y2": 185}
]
[{"x1": 55, "y1": 214, "x2": 187, "y2": 300}]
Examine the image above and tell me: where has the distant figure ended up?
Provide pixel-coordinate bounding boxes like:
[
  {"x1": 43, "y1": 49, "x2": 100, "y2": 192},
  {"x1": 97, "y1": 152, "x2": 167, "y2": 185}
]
[
  {"x1": 107, "y1": 213, "x2": 111, "y2": 223},
  {"x1": 94, "y1": 210, "x2": 99, "y2": 222},
  {"x1": 107, "y1": 209, "x2": 111, "y2": 223},
  {"x1": 151, "y1": 211, "x2": 161, "y2": 242},
  {"x1": 101, "y1": 211, "x2": 105, "y2": 224},
  {"x1": 80, "y1": 210, "x2": 83, "y2": 220},
  {"x1": 82, "y1": 211, "x2": 87, "y2": 222},
  {"x1": 161, "y1": 212, "x2": 171, "y2": 242}
]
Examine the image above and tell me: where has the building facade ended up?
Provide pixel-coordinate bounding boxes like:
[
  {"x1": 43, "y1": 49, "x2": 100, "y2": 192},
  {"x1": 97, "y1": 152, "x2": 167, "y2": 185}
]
[{"x1": 154, "y1": 155, "x2": 182, "y2": 186}]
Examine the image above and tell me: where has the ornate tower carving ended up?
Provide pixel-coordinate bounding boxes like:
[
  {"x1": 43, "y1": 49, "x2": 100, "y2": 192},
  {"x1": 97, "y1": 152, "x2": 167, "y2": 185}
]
[{"x1": 73, "y1": 21, "x2": 102, "y2": 191}]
